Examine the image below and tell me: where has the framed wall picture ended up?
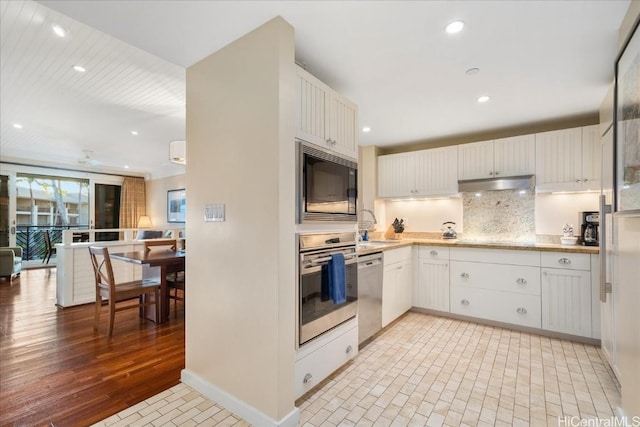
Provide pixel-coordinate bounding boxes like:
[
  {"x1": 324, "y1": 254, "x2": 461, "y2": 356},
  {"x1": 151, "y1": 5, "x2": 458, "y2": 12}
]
[
  {"x1": 167, "y1": 189, "x2": 186, "y2": 223},
  {"x1": 615, "y1": 17, "x2": 640, "y2": 213}
]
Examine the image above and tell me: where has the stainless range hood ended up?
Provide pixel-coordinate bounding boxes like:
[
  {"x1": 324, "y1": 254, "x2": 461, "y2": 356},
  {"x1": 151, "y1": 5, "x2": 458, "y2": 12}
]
[{"x1": 458, "y1": 175, "x2": 535, "y2": 192}]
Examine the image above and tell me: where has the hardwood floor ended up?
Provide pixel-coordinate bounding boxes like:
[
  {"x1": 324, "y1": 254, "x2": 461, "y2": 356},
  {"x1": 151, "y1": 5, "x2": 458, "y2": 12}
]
[{"x1": 0, "y1": 268, "x2": 185, "y2": 427}]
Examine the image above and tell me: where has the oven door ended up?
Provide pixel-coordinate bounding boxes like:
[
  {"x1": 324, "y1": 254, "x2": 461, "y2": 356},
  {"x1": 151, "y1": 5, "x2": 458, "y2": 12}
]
[{"x1": 299, "y1": 258, "x2": 358, "y2": 345}]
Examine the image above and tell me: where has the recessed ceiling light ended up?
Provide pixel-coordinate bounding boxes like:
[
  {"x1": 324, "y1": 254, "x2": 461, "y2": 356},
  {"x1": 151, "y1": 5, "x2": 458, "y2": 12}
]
[
  {"x1": 131, "y1": 131, "x2": 139, "y2": 136},
  {"x1": 445, "y1": 21, "x2": 465, "y2": 34},
  {"x1": 13, "y1": 123, "x2": 23, "y2": 129},
  {"x1": 465, "y1": 67, "x2": 480, "y2": 76},
  {"x1": 477, "y1": 95, "x2": 491, "y2": 103},
  {"x1": 362, "y1": 126, "x2": 371, "y2": 133},
  {"x1": 73, "y1": 65, "x2": 86, "y2": 73},
  {"x1": 475, "y1": 193, "x2": 482, "y2": 197},
  {"x1": 124, "y1": 165, "x2": 130, "y2": 169},
  {"x1": 52, "y1": 25, "x2": 69, "y2": 38}
]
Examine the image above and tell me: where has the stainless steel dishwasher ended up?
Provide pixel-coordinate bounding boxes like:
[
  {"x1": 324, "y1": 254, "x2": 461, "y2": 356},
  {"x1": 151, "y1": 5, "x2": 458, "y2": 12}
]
[{"x1": 357, "y1": 252, "x2": 384, "y2": 344}]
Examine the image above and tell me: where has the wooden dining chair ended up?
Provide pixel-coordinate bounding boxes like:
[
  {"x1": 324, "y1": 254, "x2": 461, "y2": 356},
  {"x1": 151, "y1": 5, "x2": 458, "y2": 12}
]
[
  {"x1": 43, "y1": 230, "x2": 56, "y2": 264},
  {"x1": 143, "y1": 240, "x2": 185, "y2": 307},
  {"x1": 89, "y1": 246, "x2": 161, "y2": 337}
]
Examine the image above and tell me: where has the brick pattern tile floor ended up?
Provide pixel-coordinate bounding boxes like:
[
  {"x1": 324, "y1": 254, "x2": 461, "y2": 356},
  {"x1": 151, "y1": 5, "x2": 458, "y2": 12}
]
[{"x1": 93, "y1": 312, "x2": 620, "y2": 426}]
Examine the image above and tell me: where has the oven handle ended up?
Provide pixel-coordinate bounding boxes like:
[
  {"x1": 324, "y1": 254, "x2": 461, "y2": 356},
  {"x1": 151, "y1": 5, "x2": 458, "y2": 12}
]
[
  {"x1": 301, "y1": 256, "x2": 358, "y2": 275},
  {"x1": 308, "y1": 253, "x2": 357, "y2": 264}
]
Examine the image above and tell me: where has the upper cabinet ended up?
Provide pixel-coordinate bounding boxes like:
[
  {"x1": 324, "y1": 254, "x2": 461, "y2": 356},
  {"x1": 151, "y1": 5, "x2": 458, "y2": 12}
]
[
  {"x1": 458, "y1": 135, "x2": 535, "y2": 181},
  {"x1": 295, "y1": 66, "x2": 358, "y2": 160},
  {"x1": 378, "y1": 146, "x2": 458, "y2": 198},
  {"x1": 535, "y1": 125, "x2": 600, "y2": 192}
]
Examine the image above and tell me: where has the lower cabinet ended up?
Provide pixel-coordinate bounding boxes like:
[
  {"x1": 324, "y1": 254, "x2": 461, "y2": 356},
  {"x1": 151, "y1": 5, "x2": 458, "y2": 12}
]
[
  {"x1": 413, "y1": 246, "x2": 450, "y2": 312},
  {"x1": 450, "y1": 286, "x2": 542, "y2": 328},
  {"x1": 295, "y1": 322, "x2": 358, "y2": 398},
  {"x1": 382, "y1": 247, "x2": 412, "y2": 327},
  {"x1": 449, "y1": 248, "x2": 542, "y2": 329},
  {"x1": 541, "y1": 262, "x2": 592, "y2": 337}
]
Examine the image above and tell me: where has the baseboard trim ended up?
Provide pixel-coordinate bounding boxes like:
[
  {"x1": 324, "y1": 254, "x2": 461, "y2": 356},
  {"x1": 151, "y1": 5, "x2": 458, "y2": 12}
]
[
  {"x1": 181, "y1": 369, "x2": 300, "y2": 427},
  {"x1": 411, "y1": 307, "x2": 601, "y2": 346}
]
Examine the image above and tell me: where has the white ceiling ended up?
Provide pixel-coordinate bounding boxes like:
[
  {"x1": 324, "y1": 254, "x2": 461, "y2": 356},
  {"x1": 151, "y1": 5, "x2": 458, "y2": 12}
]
[{"x1": 0, "y1": 0, "x2": 631, "y2": 178}]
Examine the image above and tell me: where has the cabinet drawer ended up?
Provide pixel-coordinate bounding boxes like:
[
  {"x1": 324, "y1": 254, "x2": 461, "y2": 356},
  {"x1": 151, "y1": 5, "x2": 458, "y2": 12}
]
[
  {"x1": 450, "y1": 261, "x2": 541, "y2": 295},
  {"x1": 383, "y1": 246, "x2": 412, "y2": 265},
  {"x1": 418, "y1": 246, "x2": 449, "y2": 261},
  {"x1": 450, "y1": 247, "x2": 540, "y2": 266},
  {"x1": 541, "y1": 252, "x2": 590, "y2": 271},
  {"x1": 450, "y1": 286, "x2": 541, "y2": 328},
  {"x1": 295, "y1": 325, "x2": 358, "y2": 398}
]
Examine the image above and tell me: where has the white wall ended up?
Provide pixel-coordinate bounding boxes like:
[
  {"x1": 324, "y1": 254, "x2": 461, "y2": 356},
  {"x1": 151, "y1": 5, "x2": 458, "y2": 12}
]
[
  {"x1": 535, "y1": 192, "x2": 599, "y2": 235},
  {"x1": 184, "y1": 17, "x2": 296, "y2": 425},
  {"x1": 146, "y1": 174, "x2": 185, "y2": 229}
]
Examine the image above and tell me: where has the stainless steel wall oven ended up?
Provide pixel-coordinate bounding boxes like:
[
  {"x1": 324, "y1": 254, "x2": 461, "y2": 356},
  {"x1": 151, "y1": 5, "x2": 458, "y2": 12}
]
[{"x1": 298, "y1": 232, "x2": 358, "y2": 345}]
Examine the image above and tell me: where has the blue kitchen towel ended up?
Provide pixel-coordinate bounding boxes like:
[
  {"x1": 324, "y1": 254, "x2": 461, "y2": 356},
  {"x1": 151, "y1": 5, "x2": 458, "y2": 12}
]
[{"x1": 328, "y1": 253, "x2": 346, "y2": 304}]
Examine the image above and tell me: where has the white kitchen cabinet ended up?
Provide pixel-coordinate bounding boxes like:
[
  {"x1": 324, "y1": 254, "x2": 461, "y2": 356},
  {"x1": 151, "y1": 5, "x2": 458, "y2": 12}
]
[
  {"x1": 535, "y1": 125, "x2": 600, "y2": 192},
  {"x1": 541, "y1": 251, "x2": 593, "y2": 337},
  {"x1": 449, "y1": 247, "x2": 542, "y2": 329},
  {"x1": 413, "y1": 246, "x2": 450, "y2": 312},
  {"x1": 458, "y1": 135, "x2": 535, "y2": 180},
  {"x1": 382, "y1": 247, "x2": 412, "y2": 327},
  {"x1": 295, "y1": 66, "x2": 358, "y2": 160},
  {"x1": 378, "y1": 146, "x2": 458, "y2": 198},
  {"x1": 295, "y1": 321, "x2": 358, "y2": 398}
]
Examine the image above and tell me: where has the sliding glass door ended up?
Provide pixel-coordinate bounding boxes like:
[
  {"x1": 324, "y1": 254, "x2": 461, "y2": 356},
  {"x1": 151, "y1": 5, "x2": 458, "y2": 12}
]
[
  {"x1": 0, "y1": 175, "x2": 8, "y2": 247},
  {"x1": 95, "y1": 184, "x2": 121, "y2": 241}
]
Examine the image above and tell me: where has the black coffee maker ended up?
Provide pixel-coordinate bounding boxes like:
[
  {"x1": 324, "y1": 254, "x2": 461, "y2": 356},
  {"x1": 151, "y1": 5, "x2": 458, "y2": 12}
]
[{"x1": 579, "y1": 211, "x2": 599, "y2": 246}]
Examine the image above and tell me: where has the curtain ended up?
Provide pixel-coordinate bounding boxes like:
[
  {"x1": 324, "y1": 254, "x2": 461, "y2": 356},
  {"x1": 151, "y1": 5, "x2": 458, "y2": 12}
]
[{"x1": 119, "y1": 177, "x2": 146, "y2": 228}]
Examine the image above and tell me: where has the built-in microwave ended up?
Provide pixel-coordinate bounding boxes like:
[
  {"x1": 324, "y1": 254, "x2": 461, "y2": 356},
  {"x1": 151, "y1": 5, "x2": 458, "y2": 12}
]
[{"x1": 297, "y1": 140, "x2": 357, "y2": 223}]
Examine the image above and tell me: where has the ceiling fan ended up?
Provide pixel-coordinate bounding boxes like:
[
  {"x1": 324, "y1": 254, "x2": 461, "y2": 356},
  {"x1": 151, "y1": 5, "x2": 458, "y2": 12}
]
[{"x1": 77, "y1": 150, "x2": 100, "y2": 166}]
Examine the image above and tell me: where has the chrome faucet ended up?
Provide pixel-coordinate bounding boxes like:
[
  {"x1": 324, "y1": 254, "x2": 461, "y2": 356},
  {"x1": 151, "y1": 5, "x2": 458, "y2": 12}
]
[{"x1": 359, "y1": 209, "x2": 377, "y2": 224}]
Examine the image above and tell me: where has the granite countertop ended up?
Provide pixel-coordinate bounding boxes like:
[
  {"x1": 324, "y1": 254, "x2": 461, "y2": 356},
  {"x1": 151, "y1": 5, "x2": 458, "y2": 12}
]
[{"x1": 357, "y1": 238, "x2": 599, "y2": 255}]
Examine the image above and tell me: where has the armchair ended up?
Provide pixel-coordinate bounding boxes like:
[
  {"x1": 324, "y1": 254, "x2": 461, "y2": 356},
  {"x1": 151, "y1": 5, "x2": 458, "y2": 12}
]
[{"x1": 0, "y1": 247, "x2": 23, "y2": 281}]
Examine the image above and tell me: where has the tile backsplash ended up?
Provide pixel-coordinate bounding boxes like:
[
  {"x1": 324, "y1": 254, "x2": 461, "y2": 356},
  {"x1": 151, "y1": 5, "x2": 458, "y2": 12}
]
[{"x1": 462, "y1": 189, "x2": 535, "y2": 242}]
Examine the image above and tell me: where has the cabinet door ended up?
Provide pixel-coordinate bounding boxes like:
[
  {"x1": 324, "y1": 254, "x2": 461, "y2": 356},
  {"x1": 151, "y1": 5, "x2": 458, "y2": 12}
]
[
  {"x1": 535, "y1": 128, "x2": 583, "y2": 191},
  {"x1": 581, "y1": 125, "x2": 601, "y2": 191},
  {"x1": 541, "y1": 268, "x2": 592, "y2": 337},
  {"x1": 396, "y1": 260, "x2": 412, "y2": 315},
  {"x1": 378, "y1": 153, "x2": 415, "y2": 198},
  {"x1": 493, "y1": 134, "x2": 535, "y2": 178},
  {"x1": 295, "y1": 67, "x2": 330, "y2": 147},
  {"x1": 415, "y1": 146, "x2": 458, "y2": 196},
  {"x1": 458, "y1": 140, "x2": 494, "y2": 180},
  {"x1": 414, "y1": 258, "x2": 450, "y2": 312},
  {"x1": 329, "y1": 92, "x2": 358, "y2": 160},
  {"x1": 382, "y1": 265, "x2": 397, "y2": 327}
]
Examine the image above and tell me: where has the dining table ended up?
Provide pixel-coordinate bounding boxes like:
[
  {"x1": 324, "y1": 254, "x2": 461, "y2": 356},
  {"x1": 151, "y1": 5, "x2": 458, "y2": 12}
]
[{"x1": 110, "y1": 249, "x2": 185, "y2": 324}]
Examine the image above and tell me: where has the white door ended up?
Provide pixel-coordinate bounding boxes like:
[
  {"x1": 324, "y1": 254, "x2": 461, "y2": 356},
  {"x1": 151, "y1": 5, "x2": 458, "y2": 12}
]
[
  {"x1": 541, "y1": 268, "x2": 592, "y2": 337},
  {"x1": 458, "y1": 140, "x2": 494, "y2": 180},
  {"x1": 535, "y1": 128, "x2": 583, "y2": 191},
  {"x1": 581, "y1": 125, "x2": 602, "y2": 191},
  {"x1": 415, "y1": 146, "x2": 458, "y2": 196},
  {"x1": 415, "y1": 258, "x2": 450, "y2": 312},
  {"x1": 295, "y1": 67, "x2": 330, "y2": 147},
  {"x1": 329, "y1": 92, "x2": 358, "y2": 160},
  {"x1": 378, "y1": 153, "x2": 415, "y2": 198},
  {"x1": 493, "y1": 134, "x2": 535, "y2": 178}
]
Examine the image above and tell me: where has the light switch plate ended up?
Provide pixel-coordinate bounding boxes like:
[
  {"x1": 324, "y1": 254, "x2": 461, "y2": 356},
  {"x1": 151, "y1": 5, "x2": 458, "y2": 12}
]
[{"x1": 204, "y1": 203, "x2": 225, "y2": 222}]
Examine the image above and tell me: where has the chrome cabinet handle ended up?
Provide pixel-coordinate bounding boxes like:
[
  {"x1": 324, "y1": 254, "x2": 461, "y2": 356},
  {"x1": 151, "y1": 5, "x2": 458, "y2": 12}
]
[
  {"x1": 584, "y1": 178, "x2": 589, "y2": 182},
  {"x1": 489, "y1": 171, "x2": 494, "y2": 176},
  {"x1": 461, "y1": 299, "x2": 470, "y2": 305},
  {"x1": 303, "y1": 373, "x2": 313, "y2": 384},
  {"x1": 575, "y1": 179, "x2": 582, "y2": 183},
  {"x1": 494, "y1": 171, "x2": 500, "y2": 175},
  {"x1": 516, "y1": 307, "x2": 527, "y2": 314},
  {"x1": 346, "y1": 345, "x2": 353, "y2": 354},
  {"x1": 558, "y1": 258, "x2": 571, "y2": 265},
  {"x1": 460, "y1": 272, "x2": 469, "y2": 278},
  {"x1": 516, "y1": 278, "x2": 527, "y2": 285},
  {"x1": 430, "y1": 250, "x2": 438, "y2": 256}
]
